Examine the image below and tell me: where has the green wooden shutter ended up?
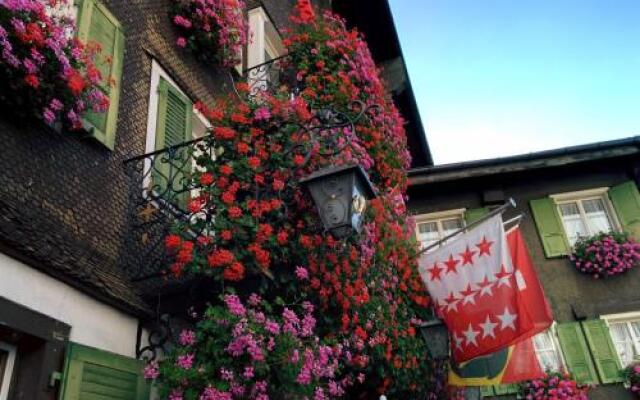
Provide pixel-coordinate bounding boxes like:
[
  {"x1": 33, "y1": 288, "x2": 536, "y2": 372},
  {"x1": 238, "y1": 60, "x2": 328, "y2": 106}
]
[
  {"x1": 609, "y1": 181, "x2": 640, "y2": 240},
  {"x1": 530, "y1": 198, "x2": 570, "y2": 257},
  {"x1": 59, "y1": 342, "x2": 149, "y2": 400},
  {"x1": 77, "y1": 0, "x2": 125, "y2": 150},
  {"x1": 153, "y1": 78, "x2": 193, "y2": 206},
  {"x1": 465, "y1": 207, "x2": 490, "y2": 225},
  {"x1": 493, "y1": 383, "x2": 519, "y2": 395},
  {"x1": 556, "y1": 322, "x2": 598, "y2": 385},
  {"x1": 480, "y1": 385, "x2": 495, "y2": 397},
  {"x1": 581, "y1": 319, "x2": 623, "y2": 384}
]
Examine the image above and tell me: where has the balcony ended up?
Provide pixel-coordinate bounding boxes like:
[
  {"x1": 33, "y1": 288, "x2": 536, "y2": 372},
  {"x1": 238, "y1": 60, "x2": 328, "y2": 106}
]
[
  {"x1": 121, "y1": 56, "x2": 373, "y2": 288},
  {"x1": 121, "y1": 57, "x2": 297, "y2": 286}
]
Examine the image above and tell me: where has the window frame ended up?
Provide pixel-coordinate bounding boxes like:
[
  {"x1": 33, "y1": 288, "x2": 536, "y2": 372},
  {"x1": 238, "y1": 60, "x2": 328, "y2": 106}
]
[
  {"x1": 532, "y1": 323, "x2": 566, "y2": 373},
  {"x1": 143, "y1": 60, "x2": 211, "y2": 192},
  {"x1": 247, "y1": 7, "x2": 284, "y2": 70},
  {"x1": 48, "y1": 0, "x2": 124, "y2": 149},
  {"x1": 0, "y1": 342, "x2": 17, "y2": 400},
  {"x1": 413, "y1": 208, "x2": 466, "y2": 251},
  {"x1": 550, "y1": 187, "x2": 621, "y2": 246},
  {"x1": 601, "y1": 311, "x2": 640, "y2": 367}
]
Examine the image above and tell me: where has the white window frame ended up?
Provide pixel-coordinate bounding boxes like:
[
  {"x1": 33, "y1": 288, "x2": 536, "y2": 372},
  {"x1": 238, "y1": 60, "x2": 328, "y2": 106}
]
[
  {"x1": 601, "y1": 311, "x2": 640, "y2": 366},
  {"x1": 532, "y1": 323, "x2": 566, "y2": 373},
  {"x1": 247, "y1": 7, "x2": 284, "y2": 70},
  {"x1": 0, "y1": 342, "x2": 17, "y2": 400},
  {"x1": 550, "y1": 187, "x2": 621, "y2": 245},
  {"x1": 144, "y1": 60, "x2": 211, "y2": 192},
  {"x1": 413, "y1": 208, "x2": 466, "y2": 251}
]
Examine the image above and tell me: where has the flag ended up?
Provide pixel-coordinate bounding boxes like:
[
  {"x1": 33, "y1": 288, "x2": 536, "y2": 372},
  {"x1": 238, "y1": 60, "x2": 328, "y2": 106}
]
[
  {"x1": 418, "y1": 215, "x2": 541, "y2": 363},
  {"x1": 506, "y1": 226, "x2": 553, "y2": 333},
  {"x1": 446, "y1": 225, "x2": 554, "y2": 386},
  {"x1": 449, "y1": 337, "x2": 545, "y2": 386}
]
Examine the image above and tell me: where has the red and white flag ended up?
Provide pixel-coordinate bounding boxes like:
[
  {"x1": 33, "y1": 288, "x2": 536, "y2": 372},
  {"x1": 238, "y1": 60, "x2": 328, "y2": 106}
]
[{"x1": 418, "y1": 215, "x2": 551, "y2": 363}]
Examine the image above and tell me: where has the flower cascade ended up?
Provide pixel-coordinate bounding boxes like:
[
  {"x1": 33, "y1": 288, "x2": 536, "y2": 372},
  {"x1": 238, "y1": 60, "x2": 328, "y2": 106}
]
[
  {"x1": 520, "y1": 372, "x2": 590, "y2": 400},
  {"x1": 150, "y1": 2, "x2": 437, "y2": 397},
  {"x1": 171, "y1": 0, "x2": 247, "y2": 68},
  {"x1": 149, "y1": 294, "x2": 353, "y2": 400},
  {"x1": 570, "y1": 232, "x2": 640, "y2": 279},
  {"x1": 622, "y1": 363, "x2": 640, "y2": 398},
  {"x1": 0, "y1": 0, "x2": 109, "y2": 128}
]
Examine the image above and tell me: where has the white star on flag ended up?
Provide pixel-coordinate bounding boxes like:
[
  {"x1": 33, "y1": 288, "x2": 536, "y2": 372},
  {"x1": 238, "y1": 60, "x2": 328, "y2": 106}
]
[
  {"x1": 479, "y1": 315, "x2": 498, "y2": 339},
  {"x1": 477, "y1": 275, "x2": 495, "y2": 297},
  {"x1": 463, "y1": 323, "x2": 480, "y2": 347},
  {"x1": 453, "y1": 333, "x2": 464, "y2": 350},
  {"x1": 497, "y1": 307, "x2": 518, "y2": 331},
  {"x1": 495, "y1": 265, "x2": 513, "y2": 288},
  {"x1": 460, "y1": 284, "x2": 477, "y2": 305}
]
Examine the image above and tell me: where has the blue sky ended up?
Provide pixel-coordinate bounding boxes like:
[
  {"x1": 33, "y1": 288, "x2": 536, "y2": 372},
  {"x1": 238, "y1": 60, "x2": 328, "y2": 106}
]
[{"x1": 388, "y1": 0, "x2": 640, "y2": 165}]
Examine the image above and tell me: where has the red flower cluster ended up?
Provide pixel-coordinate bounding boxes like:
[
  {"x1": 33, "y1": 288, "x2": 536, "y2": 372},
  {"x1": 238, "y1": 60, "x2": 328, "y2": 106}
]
[
  {"x1": 161, "y1": 1, "x2": 433, "y2": 396},
  {"x1": 0, "y1": 0, "x2": 110, "y2": 129}
]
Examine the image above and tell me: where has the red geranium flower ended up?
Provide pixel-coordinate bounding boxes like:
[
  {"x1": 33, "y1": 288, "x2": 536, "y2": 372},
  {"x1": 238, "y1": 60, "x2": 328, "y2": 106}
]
[
  {"x1": 223, "y1": 262, "x2": 245, "y2": 281},
  {"x1": 165, "y1": 234, "x2": 182, "y2": 253},
  {"x1": 228, "y1": 206, "x2": 242, "y2": 218},
  {"x1": 247, "y1": 156, "x2": 261, "y2": 169},
  {"x1": 67, "y1": 71, "x2": 86, "y2": 96},
  {"x1": 199, "y1": 173, "x2": 214, "y2": 186},
  {"x1": 24, "y1": 74, "x2": 39, "y2": 88}
]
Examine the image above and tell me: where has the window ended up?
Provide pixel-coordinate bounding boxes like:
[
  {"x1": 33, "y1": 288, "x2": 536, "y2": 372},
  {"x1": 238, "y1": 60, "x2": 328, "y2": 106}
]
[
  {"x1": 0, "y1": 342, "x2": 16, "y2": 400},
  {"x1": 76, "y1": 0, "x2": 124, "y2": 149},
  {"x1": 532, "y1": 328, "x2": 564, "y2": 372},
  {"x1": 531, "y1": 182, "x2": 640, "y2": 258},
  {"x1": 603, "y1": 313, "x2": 640, "y2": 367},
  {"x1": 144, "y1": 61, "x2": 211, "y2": 204},
  {"x1": 414, "y1": 209, "x2": 465, "y2": 250},
  {"x1": 552, "y1": 188, "x2": 618, "y2": 246},
  {"x1": 246, "y1": 7, "x2": 284, "y2": 92},
  {"x1": 46, "y1": 0, "x2": 124, "y2": 149}
]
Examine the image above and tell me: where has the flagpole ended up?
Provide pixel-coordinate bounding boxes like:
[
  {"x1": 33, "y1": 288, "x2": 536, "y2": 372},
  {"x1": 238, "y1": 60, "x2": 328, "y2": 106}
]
[{"x1": 417, "y1": 198, "x2": 517, "y2": 256}]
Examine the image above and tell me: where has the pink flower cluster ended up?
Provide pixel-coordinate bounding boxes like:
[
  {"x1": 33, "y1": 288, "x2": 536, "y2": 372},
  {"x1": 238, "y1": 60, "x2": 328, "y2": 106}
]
[
  {"x1": 0, "y1": 0, "x2": 109, "y2": 128},
  {"x1": 145, "y1": 293, "x2": 353, "y2": 399},
  {"x1": 521, "y1": 372, "x2": 589, "y2": 400},
  {"x1": 622, "y1": 363, "x2": 640, "y2": 397},
  {"x1": 570, "y1": 232, "x2": 640, "y2": 279},
  {"x1": 171, "y1": 0, "x2": 247, "y2": 67}
]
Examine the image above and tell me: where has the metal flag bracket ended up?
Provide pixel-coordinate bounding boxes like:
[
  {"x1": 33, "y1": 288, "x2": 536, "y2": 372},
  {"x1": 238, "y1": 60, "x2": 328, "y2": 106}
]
[{"x1": 417, "y1": 198, "x2": 518, "y2": 256}]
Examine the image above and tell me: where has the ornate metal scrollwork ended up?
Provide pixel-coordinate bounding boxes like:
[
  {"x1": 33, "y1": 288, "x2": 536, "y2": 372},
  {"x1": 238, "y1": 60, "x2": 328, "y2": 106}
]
[
  {"x1": 136, "y1": 314, "x2": 174, "y2": 361},
  {"x1": 122, "y1": 55, "x2": 382, "y2": 284}
]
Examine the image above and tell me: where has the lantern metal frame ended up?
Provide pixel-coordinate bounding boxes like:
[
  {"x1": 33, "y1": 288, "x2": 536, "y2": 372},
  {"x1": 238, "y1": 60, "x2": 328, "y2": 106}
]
[
  {"x1": 300, "y1": 164, "x2": 376, "y2": 238},
  {"x1": 418, "y1": 318, "x2": 451, "y2": 361}
]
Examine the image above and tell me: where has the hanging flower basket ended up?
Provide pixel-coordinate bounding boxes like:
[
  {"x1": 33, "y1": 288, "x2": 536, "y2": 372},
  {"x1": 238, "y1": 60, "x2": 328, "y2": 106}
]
[
  {"x1": 0, "y1": 0, "x2": 109, "y2": 130},
  {"x1": 570, "y1": 232, "x2": 640, "y2": 279},
  {"x1": 520, "y1": 372, "x2": 590, "y2": 400},
  {"x1": 622, "y1": 363, "x2": 640, "y2": 398},
  {"x1": 171, "y1": 0, "x2": 247, "y2": 68}
]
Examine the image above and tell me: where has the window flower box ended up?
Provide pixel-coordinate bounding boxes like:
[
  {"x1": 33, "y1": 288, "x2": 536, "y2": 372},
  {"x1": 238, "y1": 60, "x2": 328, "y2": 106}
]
[
  {"x1": 171, "y1": 0, "x2": 247, "y2": 68},
  {"x1": 570, "y1": 232, "x2": 640, "y2": 279},
  {"x1": 0, "y1": 0, "x2": 109, "y2": 130}
]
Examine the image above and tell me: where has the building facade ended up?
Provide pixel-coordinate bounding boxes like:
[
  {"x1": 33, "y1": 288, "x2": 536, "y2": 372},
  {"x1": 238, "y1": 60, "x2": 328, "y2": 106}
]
[
  {"x1": 408, "y1": 136, "x2": 640, "y2": 399},
  {"x1": 0, "y1": 0, "x2": 427, "y2": 399}
]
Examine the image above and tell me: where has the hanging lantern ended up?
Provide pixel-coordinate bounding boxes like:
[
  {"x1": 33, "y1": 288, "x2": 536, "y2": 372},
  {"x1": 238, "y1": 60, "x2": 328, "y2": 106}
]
[{"x1": 300, "y1": 165, "x2": 376, "y2": 238}]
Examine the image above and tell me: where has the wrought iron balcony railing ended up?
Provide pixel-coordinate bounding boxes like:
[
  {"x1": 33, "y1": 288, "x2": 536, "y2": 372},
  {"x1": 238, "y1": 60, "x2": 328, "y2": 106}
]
[
  {"x1": 122, "y1": 136, "x2": 217, "y2": 283},
  {"x1": 243, "y1": 55, "x2": 300, "y2": 96},
  {"x1": 122, "y1": 56, "x2": 378, "y2": 286}
]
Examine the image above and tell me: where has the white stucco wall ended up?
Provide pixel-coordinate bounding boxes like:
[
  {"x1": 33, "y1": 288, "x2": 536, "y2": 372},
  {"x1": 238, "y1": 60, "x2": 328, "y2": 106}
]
[{"x1": 0, "y1": 252, "x2": 140, "y2": 357}]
